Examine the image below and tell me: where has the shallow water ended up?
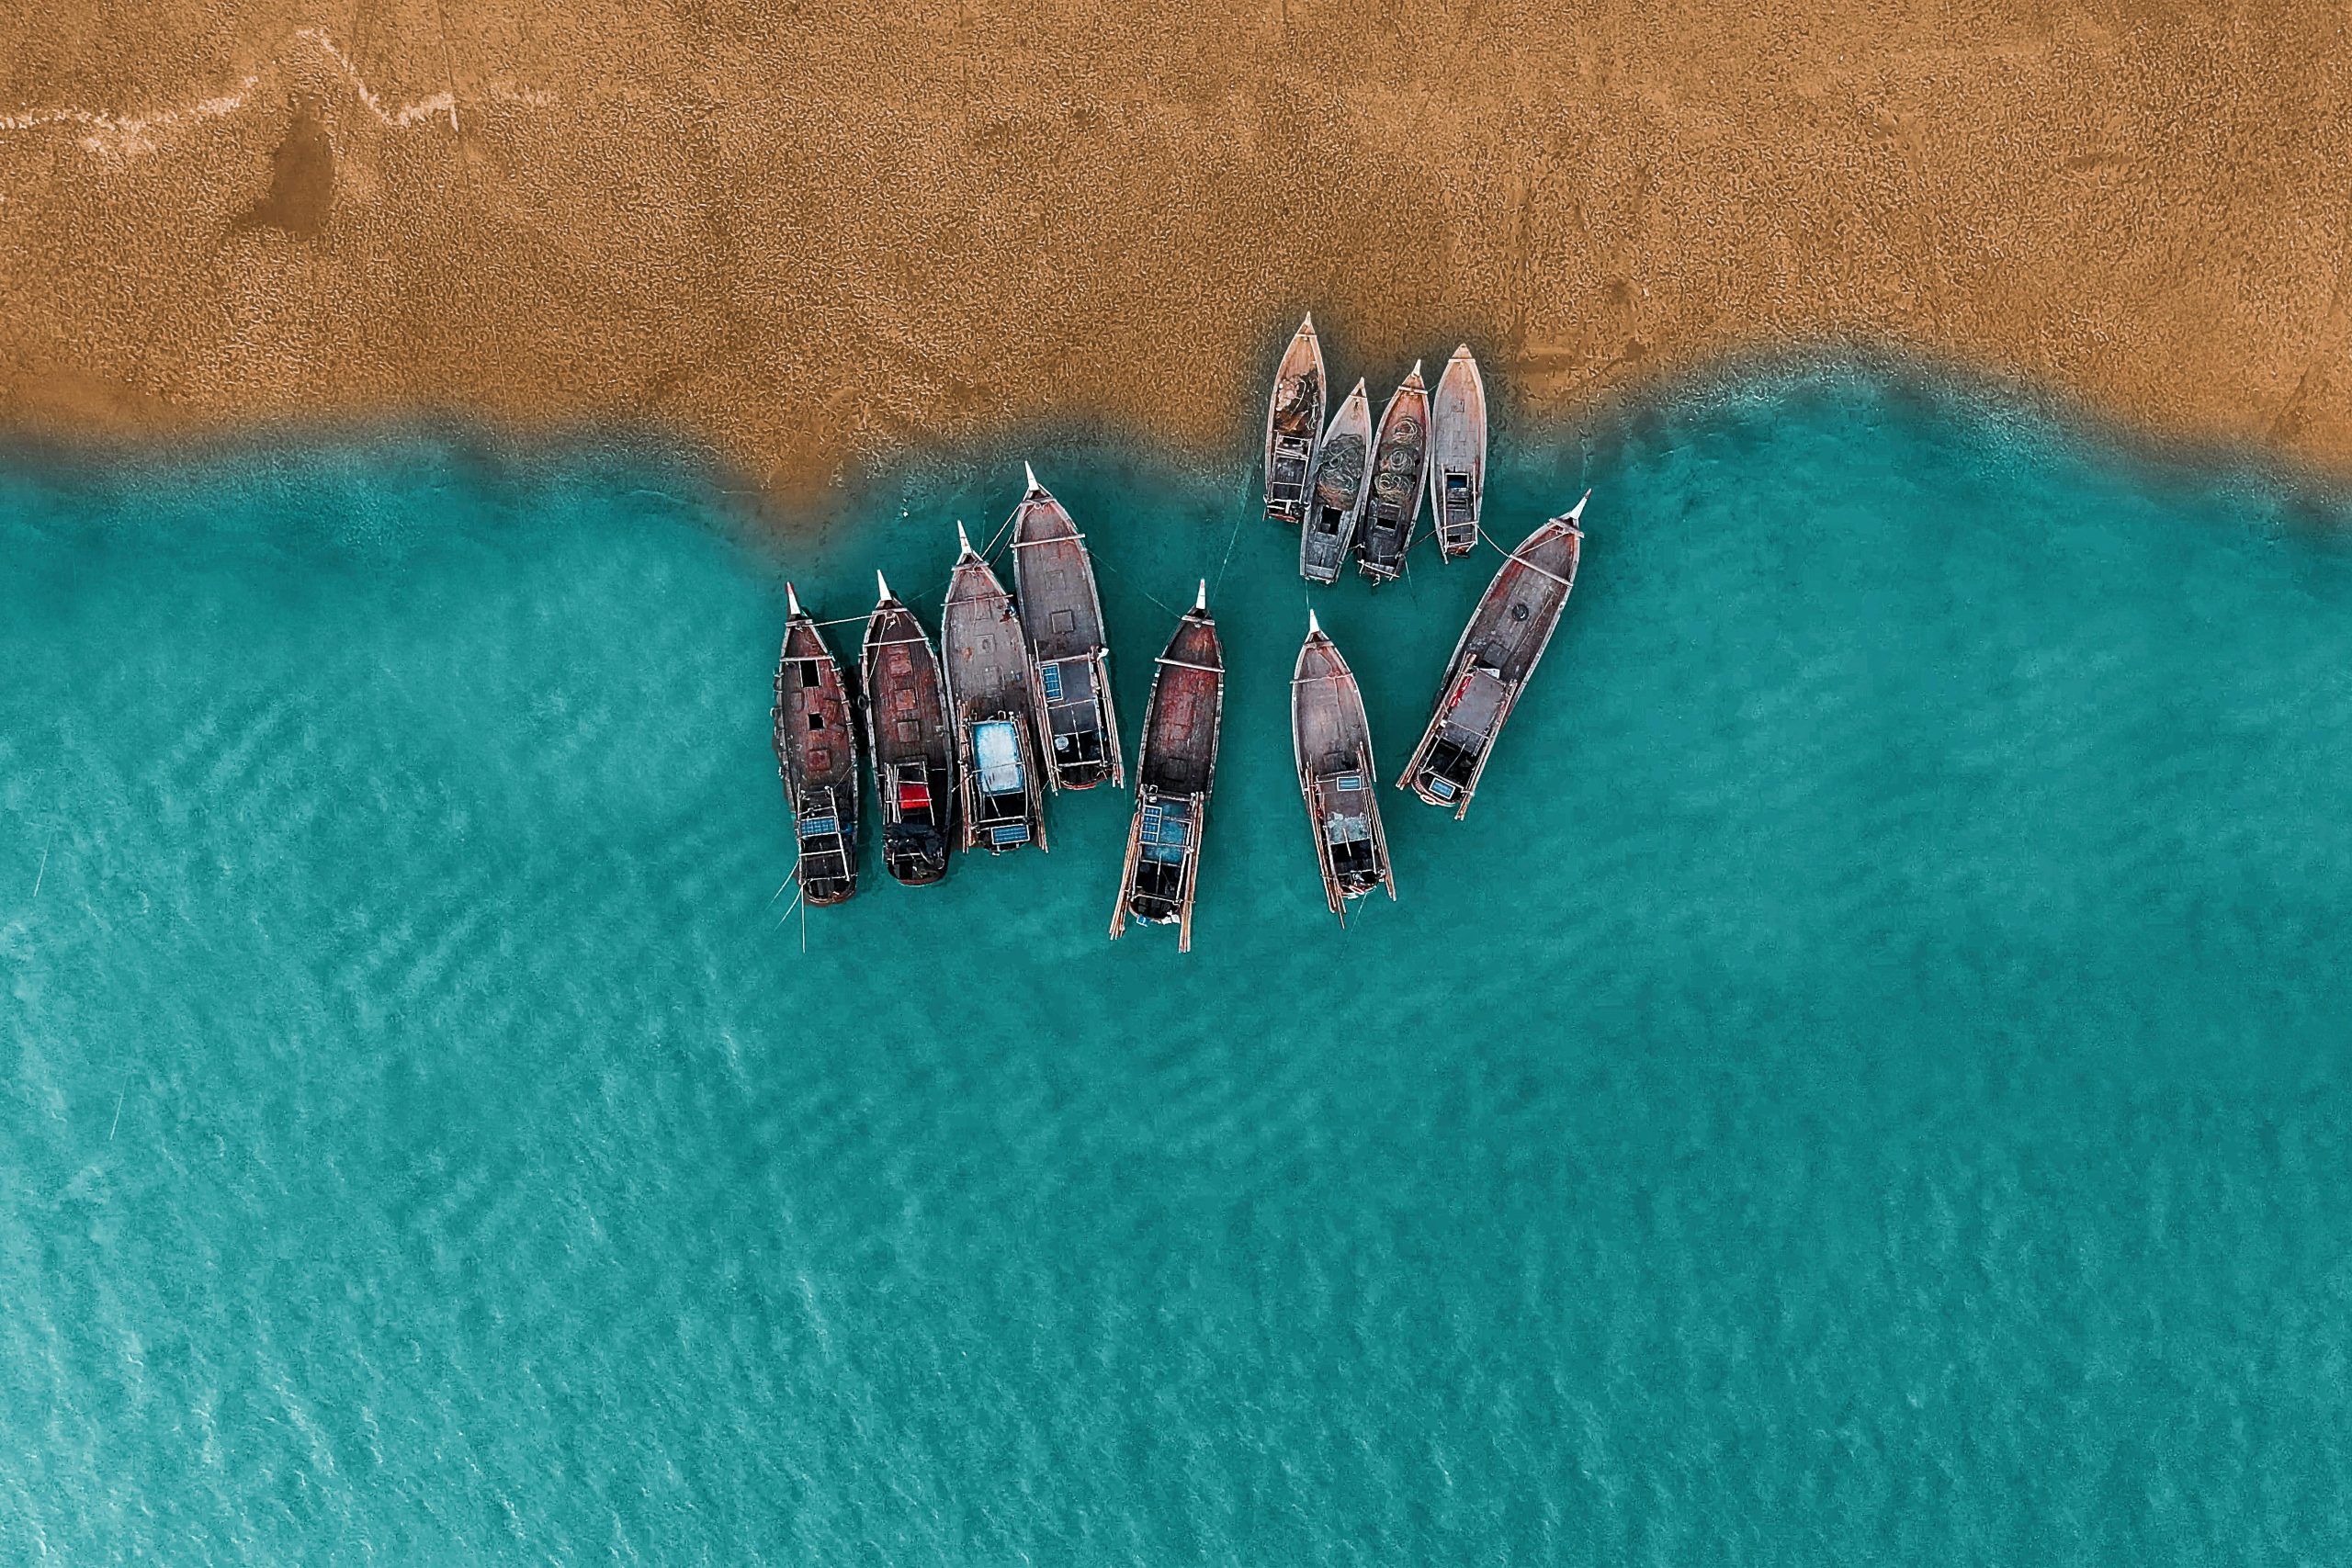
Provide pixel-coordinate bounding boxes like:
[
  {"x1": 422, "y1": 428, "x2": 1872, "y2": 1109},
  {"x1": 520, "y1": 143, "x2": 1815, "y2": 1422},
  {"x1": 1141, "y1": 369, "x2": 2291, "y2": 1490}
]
[{"x1": 4, "y1": 372, "x2": 2350, "y2": 1562}]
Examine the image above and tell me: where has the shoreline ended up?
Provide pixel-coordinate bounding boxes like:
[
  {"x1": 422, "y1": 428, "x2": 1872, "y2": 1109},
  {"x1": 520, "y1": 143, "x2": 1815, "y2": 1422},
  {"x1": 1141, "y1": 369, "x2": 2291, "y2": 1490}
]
[
  {"x1": 7, "y1": 346, "x2": 2349, "y2": 540},
  {"x1": 8, "y1": 5, "x2": 2352, "y2": 504}
]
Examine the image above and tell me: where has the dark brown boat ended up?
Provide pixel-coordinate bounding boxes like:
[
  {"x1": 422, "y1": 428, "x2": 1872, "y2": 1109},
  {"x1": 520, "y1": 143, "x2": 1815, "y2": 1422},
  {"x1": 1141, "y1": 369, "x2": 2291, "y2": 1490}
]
[
  {"x1": 860, "y1": 570, "x2": 956, "y2": 885},
  {"x1": 1355, "y1": 361, "x2": 1430, "y2": 582},
  {"x1": 772, "y1": 583, "x2": 860, "y2": 905},
  {"x1": 1110, "y1": 583, "x2": 1224, "y2": 952},
  {"x1": 1292, "y1": 611, "x2": 1395, "y2": 918},
  {"x1": 1300, "y1": 378, "x2": 1374, "y2": 585},
  {"x1": 1262, "y1": 314, "x2": 1328, "y2": 524},
  {"x1": 1397, "y1": 494, "x2": 1587, "y2": 818},
  {"x1": 1008, "y1": 464, "x2": 1125, "y2": 791},
  {"x1": 1428, "y1": 345, "x2": 1487, "y2": 559},
  {"x1": 941, "y1": 524, "x2": 1049, "y2": 853}
]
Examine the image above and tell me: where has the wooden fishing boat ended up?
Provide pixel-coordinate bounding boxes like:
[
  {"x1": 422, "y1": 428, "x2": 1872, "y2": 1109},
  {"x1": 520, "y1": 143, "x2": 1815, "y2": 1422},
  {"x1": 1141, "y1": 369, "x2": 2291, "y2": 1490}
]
[
  {"x1": 860, "y1": 570, "x2": 956, "y2": 886},
  {"x1": 772, "y1": 583, "x2": 860, "y2": 905},
  {"x1": 1110, "y1": 584, "x2": 1224, "y2": 952},
  {"x1": 1299, "y1": 378, "x2": 1374, "y2": 585},
  {"x1": 1292, "y1": 611, "x2": 1395, "y2": 918},
  {"x1": 1397, "y1": 494, "x2": 1587, "y2": 818},
  {"x1": 1428, "y1": 345, "x2": 1487, "y2": 559},
  {"x1": 1262, "y1": 314, "x2": 1328, "y2": 525},
  {"x1": 1355, "y1": 362, "x2": 1430, "y2": 582},
  {"x1": 1008, "y1": 463, "x2": 1125, "y2": 791},
  {"x1": 941, "y1": 525, "x2": 1049, "y2": 853}
]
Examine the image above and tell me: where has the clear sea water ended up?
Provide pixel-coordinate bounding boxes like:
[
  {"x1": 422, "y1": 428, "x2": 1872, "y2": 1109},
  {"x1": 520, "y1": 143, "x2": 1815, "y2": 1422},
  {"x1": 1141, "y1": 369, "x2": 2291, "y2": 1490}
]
[{"x1": 4, "y1": 367, "x2": 2350, "y2": 1563}]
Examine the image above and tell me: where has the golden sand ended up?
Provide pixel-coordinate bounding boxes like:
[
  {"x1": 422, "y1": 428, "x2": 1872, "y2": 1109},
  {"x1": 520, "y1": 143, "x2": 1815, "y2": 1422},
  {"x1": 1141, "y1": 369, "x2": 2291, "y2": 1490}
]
[{"x1": 6, "y1": 3, "x2": 2352, "y2": 501}]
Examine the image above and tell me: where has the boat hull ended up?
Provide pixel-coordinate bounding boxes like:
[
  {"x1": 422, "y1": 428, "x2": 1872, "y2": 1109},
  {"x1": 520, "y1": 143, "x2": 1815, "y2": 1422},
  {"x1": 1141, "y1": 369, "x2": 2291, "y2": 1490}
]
[
  {"x1": 1356, "y1": 370, "x2": 1430, "y2": 582},
  {"x1": 1010, "y1": 483, "x2": 1125, "y2": 791},
  {"x1": 862, "y1": 596, "x2": 957, "y2": 886},
  {"x1": 1300, "y1": 386, "x2": 1374, "y2": 585},
  {"x1": 1399, "y1": 506, "x2": 1584, "y2": 818},
  {"x1": 1428, "y1": 347, "x2": 1487, "y2": 560},
  {"x1": 1292, "y1": 626, "x2": 1395, "y2": 918},
  {"x1": 1263, "y1": 318, "x2": 1328, "y2": 524},
  {"x1": 774, "y1": 608, "x2": 861, "y2": 905},
  {"x1": 1112, "y1": 606, "x2": 1224, "y2": 951},
  {"x1": 943, "y1": 549, "x2": 1050, "y2": 853}
]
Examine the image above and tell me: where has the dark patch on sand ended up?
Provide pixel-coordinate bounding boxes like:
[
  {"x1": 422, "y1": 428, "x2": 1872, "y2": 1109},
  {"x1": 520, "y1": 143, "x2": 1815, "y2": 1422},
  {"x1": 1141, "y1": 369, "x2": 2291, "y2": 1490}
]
[{"x1": 234, "y1": 107, "x2": 334, "y2": 239}]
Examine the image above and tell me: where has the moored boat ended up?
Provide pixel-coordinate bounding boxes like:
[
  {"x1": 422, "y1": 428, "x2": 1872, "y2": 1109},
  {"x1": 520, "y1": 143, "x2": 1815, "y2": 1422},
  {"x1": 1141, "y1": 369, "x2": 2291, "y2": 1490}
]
[
  {"x1": 773, "y1": 583, "x2": 861, "y2": 905},
  {"x1": 1292, "y1": 611, "x2": 1395, "y2": 918},
  {"x1": 1110, "y1": 583, "x2": 1225, "y2": 952},
  {"x1": 860, "y1": 570, "x2": 956, "y2": 885},
  {"x1": 1397, "y1": 494, "x2": 1587, "y2": 818},
  {"x1": 1428, "y1": 345, "x2": 1487, "y2": 559},
  {"x1": 941, "y1": 525, "x2": 1050, "y2": 853},
  {"x1": 1300, "y1": 378, "x2": 1374, "y2": 585},
  {"x1": 1262, "y1": 314, "x2": 1328, "y2": 525},
  {"x1": 1355, "y1": 362, "x2": 1430, "y2": 582},
  {"x1": 1008, "y1": 464, "x2": 1125, "y2": 791}
]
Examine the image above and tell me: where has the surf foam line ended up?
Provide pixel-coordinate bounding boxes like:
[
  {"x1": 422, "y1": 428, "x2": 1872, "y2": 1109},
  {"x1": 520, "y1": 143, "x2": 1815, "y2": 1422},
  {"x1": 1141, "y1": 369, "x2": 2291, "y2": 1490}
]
[{"x1": 0, "y1": 28, "x2": 555, "y2": 154}]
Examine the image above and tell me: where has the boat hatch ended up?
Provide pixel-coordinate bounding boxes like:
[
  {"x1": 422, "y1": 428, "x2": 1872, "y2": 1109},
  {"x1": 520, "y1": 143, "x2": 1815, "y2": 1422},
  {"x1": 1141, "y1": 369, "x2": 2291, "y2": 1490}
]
[
  {"x1": 1446, "y1": 667, "x2": 1510, "y2": 736},
  {"x1": 973, "y1": 719, "x2": 1024, "y2": 795},
  {"x1": 1138, "y1": 801, "x2": 1193, "y2": 865},
  {"x1": 1270, "y1": 437, "x2": 1312, "y2": 494}
]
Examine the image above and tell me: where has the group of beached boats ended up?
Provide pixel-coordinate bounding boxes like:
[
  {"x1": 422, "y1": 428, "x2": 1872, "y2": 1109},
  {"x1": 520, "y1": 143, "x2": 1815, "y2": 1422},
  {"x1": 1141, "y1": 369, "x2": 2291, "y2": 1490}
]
[
  {"x1": 772, "y1": 465, "x2": 1229, "y2": 948},
  {"x1": 1263, "y1": 315, "x2": 1494, "y2": 583},
  {"x1": 770, "y1": 326, "x2": 1585, "y2": 951}
]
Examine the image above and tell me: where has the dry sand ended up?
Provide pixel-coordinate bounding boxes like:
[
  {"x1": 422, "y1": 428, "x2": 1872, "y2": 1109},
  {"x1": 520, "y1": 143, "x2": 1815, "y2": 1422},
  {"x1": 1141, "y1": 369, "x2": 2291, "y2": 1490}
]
[{"x1": 6, "y1": 2, "x2": 2352, "y2": 502}]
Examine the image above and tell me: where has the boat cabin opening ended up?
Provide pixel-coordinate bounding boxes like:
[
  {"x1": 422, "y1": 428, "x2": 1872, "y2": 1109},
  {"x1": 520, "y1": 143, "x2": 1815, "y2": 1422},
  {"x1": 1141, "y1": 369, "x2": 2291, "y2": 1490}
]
[
  {"x1": 1313, "y1": 772, "x2": 1379, "y2": 882},
  {"x1": 1268, "y1": 436, "x2": 1314, "y2": 508},
  {"x1": 1129, "y1": 795, "x2": 1195, "y2": 921},
  {"x1": 1419, "y1": 665, "x2": 1510, "y2": 798},
  {"x1": 1038, "y1": 656, "x2": 1110, "y2": 774},
  {"x1": 796, "y1": 787, "x2": 855, "y2": 897}
]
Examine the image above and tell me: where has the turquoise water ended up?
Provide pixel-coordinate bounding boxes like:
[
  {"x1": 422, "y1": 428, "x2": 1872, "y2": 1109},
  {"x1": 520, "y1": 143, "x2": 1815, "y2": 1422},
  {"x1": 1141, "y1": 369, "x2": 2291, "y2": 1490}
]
[{"x1": 5, "y1": 369, "x2": 2351, "y2": 1562}]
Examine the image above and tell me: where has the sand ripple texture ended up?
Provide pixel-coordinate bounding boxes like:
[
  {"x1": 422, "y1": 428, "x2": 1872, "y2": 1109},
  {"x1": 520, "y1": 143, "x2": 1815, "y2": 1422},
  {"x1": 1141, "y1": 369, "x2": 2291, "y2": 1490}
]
[
  {"x1": 3, "y1": 370, "x2": 2351, "y2": 1561},
  {"x1": 7, "y1": 6, "x2": 2352, "y2": 489}
]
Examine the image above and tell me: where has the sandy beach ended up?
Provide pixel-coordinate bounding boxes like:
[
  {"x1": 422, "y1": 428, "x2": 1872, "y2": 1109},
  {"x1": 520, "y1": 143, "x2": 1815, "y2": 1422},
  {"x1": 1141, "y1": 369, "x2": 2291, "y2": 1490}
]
[{"x1": 6, "y1": 2, "x2": 2352, "y2": 500}]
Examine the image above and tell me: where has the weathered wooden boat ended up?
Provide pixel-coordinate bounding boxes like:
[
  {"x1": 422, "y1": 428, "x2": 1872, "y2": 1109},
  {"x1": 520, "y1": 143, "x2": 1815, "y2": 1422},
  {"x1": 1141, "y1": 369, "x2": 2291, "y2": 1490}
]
[
  {"x1": 941, "y1": 525, "x2": 1050, "y2": 853},
  {"x1": 773, "y1": 583, "x2": 860, "y2": 905},
  {"x1": 1428, "y1": 345, "x2": 1487, "y2": 559},
  {"x1": 1355, "y1": 362, "x2": 1430, "y2": 582},
  {"x1": 1262, "y1": 314, "x2": 1328, "y2": 524},
  {"x1": 860, "y1": 570, "x2": 956, "y2": 886},
  {"x1": 1292, "y1": 610, "x2": 1395, "y2": 918},
  {"x1": 1299, "y1": 378, "x2": 1374, "y2": 585},
  {"x1": 1110, "y1": 583, "x2": 1224, "y2": 952},
  {"x1": 1009, "y1": 463, "x2": 1125, "y2": 791},
  {"x1": 1397, "y1": 494, "x2": 1587, "y2": 818}
]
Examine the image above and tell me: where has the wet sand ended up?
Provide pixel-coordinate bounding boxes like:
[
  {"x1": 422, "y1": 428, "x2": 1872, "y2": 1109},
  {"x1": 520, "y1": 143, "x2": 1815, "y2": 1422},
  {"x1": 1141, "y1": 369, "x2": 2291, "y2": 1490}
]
[{"x1": 6, "y1": 3, "x2": 2352, "y2": 502}]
